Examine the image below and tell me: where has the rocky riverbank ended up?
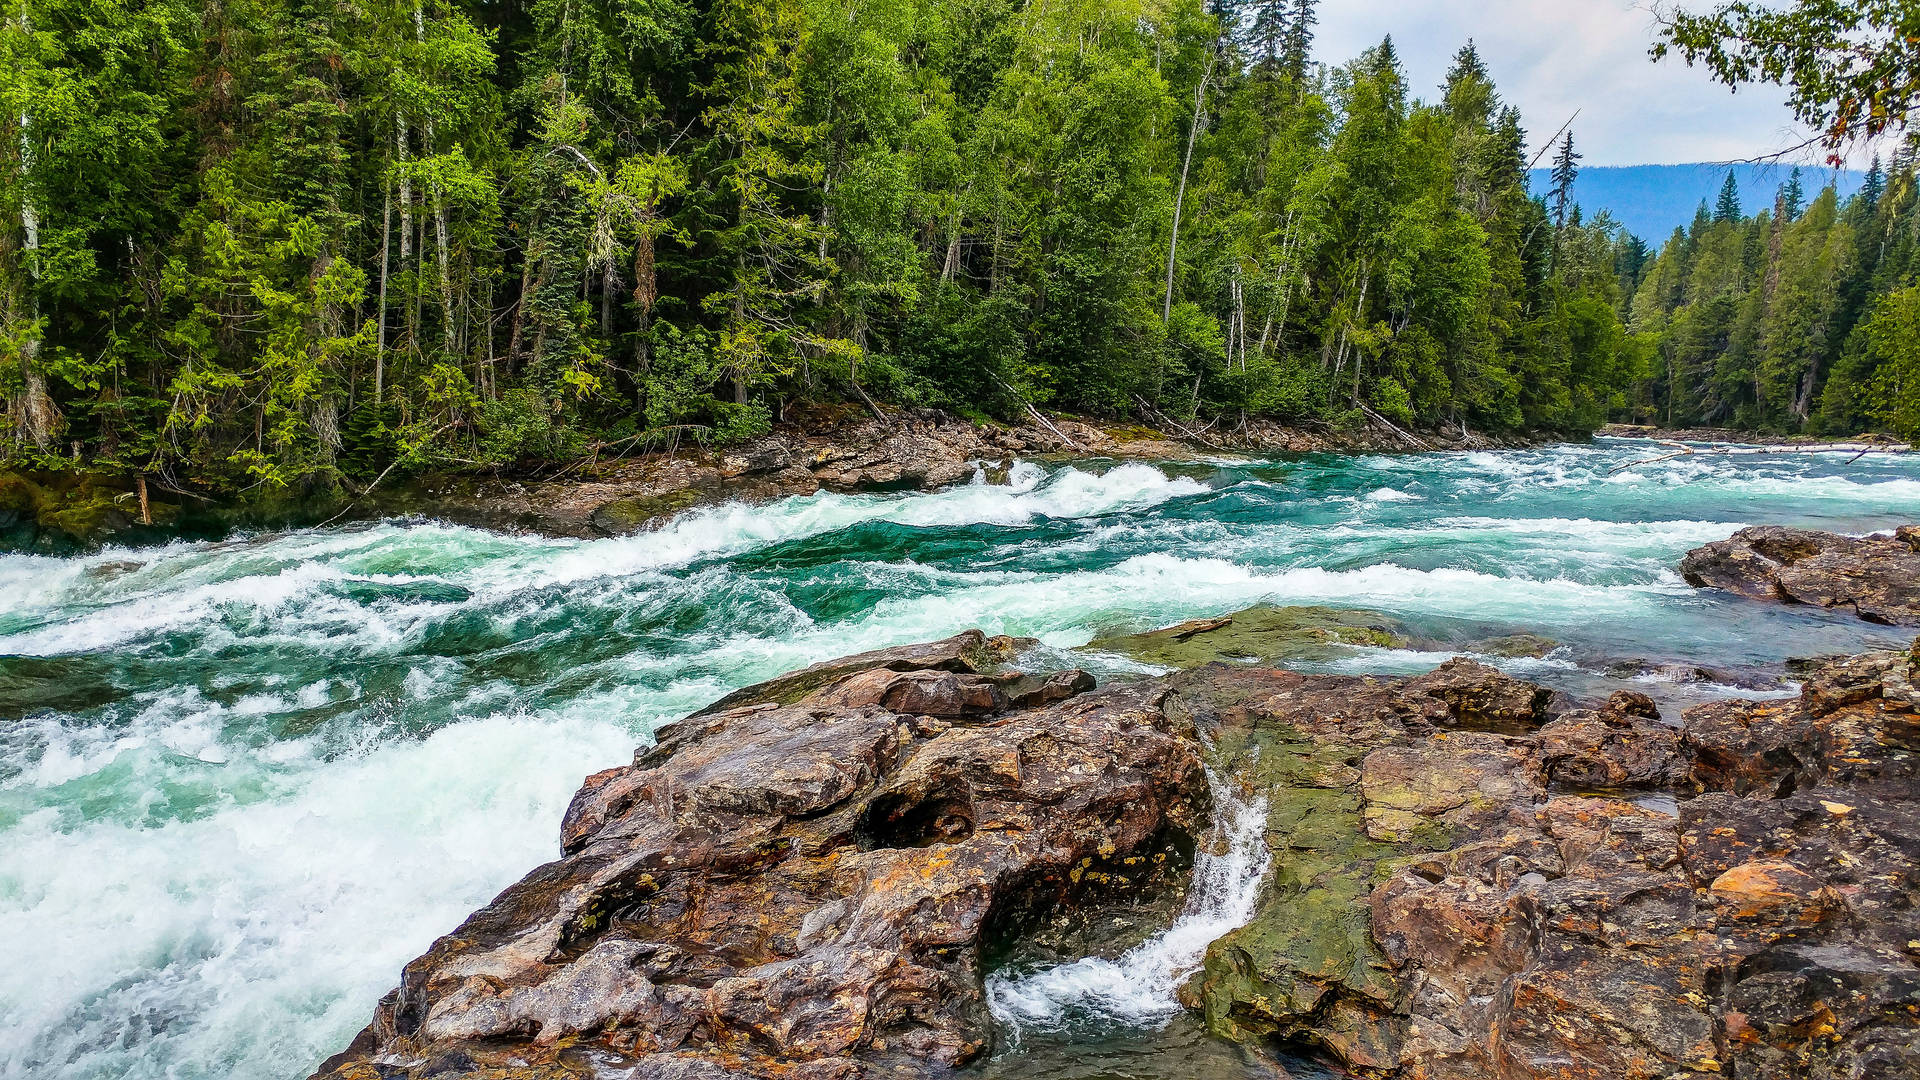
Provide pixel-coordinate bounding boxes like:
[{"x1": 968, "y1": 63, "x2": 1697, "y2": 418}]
[
  {"x1": 314, "y1": 623, "x2": 1920, "y2": 1080},
  {"x1": 2, "y1": 410, "x2": 1536, "y2": 551},
  {"x1": 1596, "y1": 423, "x2": 1913, "y2": 447}
]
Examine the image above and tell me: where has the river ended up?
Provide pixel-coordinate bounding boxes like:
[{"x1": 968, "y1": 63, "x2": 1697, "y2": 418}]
[{"x1": 3, "y1": 438, "x2": 1918, "y2": 1079}]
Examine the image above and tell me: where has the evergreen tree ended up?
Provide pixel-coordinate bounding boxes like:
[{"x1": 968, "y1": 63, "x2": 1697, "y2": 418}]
[
  {"x1": 1714, "y1": 170, "x2": 1743, "y2": 223},
  {"x1": 1278, "y1": 0, "x2": 1316, "y2": 84},
  {"x1": 1779, "y1": 167, "x2": 1805, "y2": 220},
  {"x1": 1549, "y1": 131, "x2": 1580, "y2": 230}
]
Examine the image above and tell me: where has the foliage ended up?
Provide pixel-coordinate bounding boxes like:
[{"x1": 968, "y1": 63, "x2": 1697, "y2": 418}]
[{"x1": 0, "y1": 0, "x2": 1681, "y2": 493}]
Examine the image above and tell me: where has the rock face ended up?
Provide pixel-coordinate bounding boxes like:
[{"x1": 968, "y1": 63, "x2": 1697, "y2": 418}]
[
  {"x1": 1679, "y1": 524, "x2": 1920, "y2": 624},
  {"x1": 318, "y1": 633, "x2": 1920, "y2": 1080},
  {"x1": 314, "y1": 631, "x2": 1205, "y2": 1079},
  {"x1": 1179, "y1": 649, "x2": 1920, "y2": 1080}
]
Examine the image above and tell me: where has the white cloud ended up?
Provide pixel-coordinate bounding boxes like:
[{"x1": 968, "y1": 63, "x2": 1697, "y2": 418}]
[{"x1": 1312, "y1": 0, "x2": 1849, "y2": 167}]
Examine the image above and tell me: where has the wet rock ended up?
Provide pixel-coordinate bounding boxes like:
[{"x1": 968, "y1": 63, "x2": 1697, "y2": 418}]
[
  {"x1": 314, "y1": 635, "x2": 1204, "y2": 1080},
  {"x1": 1469, "y1": 632, "x2": 1561, "y2": 658},
  {"x1": 1680, "y1": 524, "x2": 1920, "y2": 624},
  {"x1": 1604, "y1": 657, "x2": 1787, "y2": 691},
  {"x1": 1089, "y1": 605, "x2": 1407, "y2": 668},
  {"x1": 694, "y1": 630, "x2": 1030, "y2": 715},
  {"x1": 1185, "y1": 647, "x2": 1920, "y2": 1080},
  {"x1": 1536, "y1": 699, "x2": 1686, "y2": 791},
  {"x1": 318, "y1": 639, "x2": 1920, "y2": 1080}
]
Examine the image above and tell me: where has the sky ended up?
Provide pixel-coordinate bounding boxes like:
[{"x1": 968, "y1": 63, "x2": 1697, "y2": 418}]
[{"x1": 1314, "y1": 0, "x2": 1870, "y2": 170}]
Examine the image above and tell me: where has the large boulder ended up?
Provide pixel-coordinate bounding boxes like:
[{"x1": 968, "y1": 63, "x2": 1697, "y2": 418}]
[
  {"x1": 313, "y1": 634, "x2": 1205, "y2": 1080},
  {"x1": 1679, "y1": 524, "x2": 1920, "y2": 624}
]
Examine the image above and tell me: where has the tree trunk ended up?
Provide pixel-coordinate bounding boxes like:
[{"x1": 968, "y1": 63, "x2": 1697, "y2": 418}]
[
  {"x1": 1162, "y1": 50, "x2": 1215, "y2": 323},
  {"x1": 417, "y1": 3, "x2": 457, "y2": 354},
  {"x1": 375, "y1": 190, "x2": 392, "y2": 402},
  {"x1": 11, "y1": 10, "x2": 57, "y2": 451}
]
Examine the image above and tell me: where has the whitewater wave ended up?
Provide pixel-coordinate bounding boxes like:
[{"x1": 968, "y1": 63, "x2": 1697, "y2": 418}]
[{"x1": 987, "y1": 770, "x2": 1270, "y2": 1034}]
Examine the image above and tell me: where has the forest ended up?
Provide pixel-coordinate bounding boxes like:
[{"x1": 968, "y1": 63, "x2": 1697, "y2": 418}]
[
  {"x1": 1622, "y1": 159, "x2": 1920, "y2": 438},
  {"x1": 0, "y1": 0, "x2": 1907, "y2": 495}
]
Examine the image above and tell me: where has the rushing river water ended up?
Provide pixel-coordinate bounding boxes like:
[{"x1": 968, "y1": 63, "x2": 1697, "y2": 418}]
[{"x1": 5, "y1": 438, "x2": 1920, "y2": 1079}]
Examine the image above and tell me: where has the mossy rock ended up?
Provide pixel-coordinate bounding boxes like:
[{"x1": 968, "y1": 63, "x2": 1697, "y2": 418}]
[
  {"x1": 1089, "y1": 605, "x2": 1406, "y2": 668},
  {"x1": 1470, "y1": 632, "x2": 1560, "y2": 658},
  {"x1": 587, "y1": 488, "x2": 705, "y2": 534},
  {"x1": 0, "y1": 470, "x2": 181, "y2": 549}
]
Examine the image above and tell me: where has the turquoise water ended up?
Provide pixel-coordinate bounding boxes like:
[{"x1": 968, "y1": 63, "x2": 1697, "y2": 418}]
[{"x1": 3, "y1": 439, "x2": 1918, "y2": 1079}]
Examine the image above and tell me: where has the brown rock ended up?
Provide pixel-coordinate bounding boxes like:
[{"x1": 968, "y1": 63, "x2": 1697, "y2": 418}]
[
  {"x1": 1680, "y1": 525, "x2": 1920, "y2": 624},
  {"x1": 314, "y1": 637, "x2": 1202, "y2": 1080}
]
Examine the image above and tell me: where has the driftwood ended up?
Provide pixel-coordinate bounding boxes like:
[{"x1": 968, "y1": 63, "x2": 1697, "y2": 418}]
[
  {"x1": 993, "y1": 376, "x2": 1086, "y2": 451},
  {"x1": 1357, "y1": 403, "x2": 1428, "y2": 450},
  {"x1": 1610, "y1": 439, "x2": 1915, "y2": 475},
  {"x1": 1134, "y1": 395, "x2": 1227, "y2": 450},
  {"x1": 1170, "y1": 615, "x2": 1233, "y2": 640}
]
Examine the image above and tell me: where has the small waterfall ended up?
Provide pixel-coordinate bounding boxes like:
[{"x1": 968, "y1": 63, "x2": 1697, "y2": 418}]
[{"x1": 985, "y1": 769, "x2": 1272, "y2": 1036}]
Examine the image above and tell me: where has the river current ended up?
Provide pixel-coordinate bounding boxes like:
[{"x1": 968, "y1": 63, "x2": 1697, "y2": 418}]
[{"x1": 4, "y1": 439, "x2": 1919, "y2": 1079}]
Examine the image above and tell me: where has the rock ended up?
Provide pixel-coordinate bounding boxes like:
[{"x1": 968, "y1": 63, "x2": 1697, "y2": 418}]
[
  {"x1": 314, "y1": 637, "x2": 1205, "y2": 1080},
  {"x1": 1089, "y1": 604, "x2": 1407, "y2": 668},
  {"x1": 317, "y1": 640, "x2": 1920, "y2": 1080},
  {"x1": 1680, "y1": 524, "x2": 1920, "y2": 624},
  {"x1": 1402, "y1": 657, "x2": 1554, "y2": 733},
  {"x1": 1184, "y1": 646, "x2": 1920, "y2": 1080},
  {"x1": 1469, "y1": 633, "x2": 1561, "y2": 658},
  {"x1": 693, "y1": 630, "x2": 1029, "y2": 715},
  {"x1": 1604, "y1": 658, "x2": 1787, "y2": 691}
]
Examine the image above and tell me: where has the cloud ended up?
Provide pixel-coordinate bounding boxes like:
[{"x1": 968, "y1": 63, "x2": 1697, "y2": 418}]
[{"x1": 1312, "y1": 0, "x2": 1841, "y2": 167}]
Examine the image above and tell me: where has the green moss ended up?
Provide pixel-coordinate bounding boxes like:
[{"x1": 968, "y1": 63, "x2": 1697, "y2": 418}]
[
  {"x1": 1174, "y1": 691, "x2": 1428, "y2": 1051},
  {"x1": 589, "y1": 489, "x2": 704, "y2": 532},
  {"x1": 1088, "y1": 605, "x2": 1406, "y2": 669},
  {"x1": 1471, "y1": 633, "x2": 1561, "y2": 658}
]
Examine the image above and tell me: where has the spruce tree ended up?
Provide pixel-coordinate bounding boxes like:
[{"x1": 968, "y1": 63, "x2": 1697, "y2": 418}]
[
  {"x1": 1549, "y1": 131, "x2": 1580, "y2": 231},
  {"x1": 1779, "y1": 167, "x2": 1805, "y2": 220},
  {"x1": 1278, "y1": 0, "x2": 1316, "y2": 84},
  {"x1": 1714, "y1": 171, "x2": 1743, "y2": 223}
]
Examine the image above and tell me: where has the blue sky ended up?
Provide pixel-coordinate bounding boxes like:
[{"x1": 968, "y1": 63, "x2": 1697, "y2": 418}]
[{"x1": 1315, "y1": 0, "x2": 1874, "y2": 168}]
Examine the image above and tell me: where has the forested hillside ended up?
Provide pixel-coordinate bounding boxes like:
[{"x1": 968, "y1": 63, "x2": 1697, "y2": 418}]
[
  {"x1": 0, "y1": 0, "x2": 1649, "y2": 492},
  {"x1": 1622, "y1": 158, "x2": 1920, "y2": 437},
  {"x1": 1524, "y1": 164, "x2": 1865, "y2": 246}
]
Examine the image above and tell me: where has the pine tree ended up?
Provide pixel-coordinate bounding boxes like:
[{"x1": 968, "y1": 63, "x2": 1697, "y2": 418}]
[
  {"x1": 1278, "y1": 0, "x2": 1316, "y2": 84},
  {"x1": 1549, "y1": 131, "x2": 1580, "y2": 231},
  {"x1": 1860, "y1": 154, "x2": 1885, "y2": 215},
  {"x1": 1714, "y1": 170, "x2": 1743, "y2": 223},
  {"x1": 1245, "y1": 0, "x2": 1289, "y2": 68},
  {"x1": 1779, "y1": 167, "x2": 1805, "y2": 221}
]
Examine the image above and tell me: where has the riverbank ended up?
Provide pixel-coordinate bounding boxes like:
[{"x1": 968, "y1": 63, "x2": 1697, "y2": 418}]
[
  {"x1": 1596, "y1": 422, "x2": 1914, "y2": 447},
  {"x1": 0, "y1": 409, "x2": 1541, "y2": 551}
]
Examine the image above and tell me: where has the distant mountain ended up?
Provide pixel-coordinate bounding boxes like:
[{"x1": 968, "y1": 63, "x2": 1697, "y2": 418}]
[{"x1": 1525, "y1": 164, "x2": 1867, "y2": 243}]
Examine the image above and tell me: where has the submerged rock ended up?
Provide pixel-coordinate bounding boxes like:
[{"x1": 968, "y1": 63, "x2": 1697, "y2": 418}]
[
  {"x1": 1089, "y1": 604, "x2": 1407, "y2": 668},
  {"x1": 314, "y1": 633, "x2": 1205, "y2": 1079},
  {"x1": 1468, "y1": 632, "x2": 1561, "y2": 659},
  {"x1": 1680, "y1": 524, "x2": 1920, "y2": 625}
]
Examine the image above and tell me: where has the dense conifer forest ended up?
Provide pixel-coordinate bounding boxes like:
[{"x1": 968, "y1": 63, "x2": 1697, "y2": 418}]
[{"x1": 0, "y1": 0, "x2": 1912, "y2": 494}]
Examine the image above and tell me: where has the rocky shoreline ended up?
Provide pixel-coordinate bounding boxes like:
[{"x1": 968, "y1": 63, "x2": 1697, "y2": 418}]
[
  {"x1": 314, "y1": 613, "x2": 1920, "y2": 1079},
  {"x1": 2, "y1": 410, "x2": 1536, "y2": 550},
  {"x1": 1597, "y1": 423, "x2": 1913, "y2": 448}
]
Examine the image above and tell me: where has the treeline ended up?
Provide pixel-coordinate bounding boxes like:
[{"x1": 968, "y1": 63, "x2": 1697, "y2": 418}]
[
  {"x1": 1621, "y1": 159, "x2": 1920, "y2": 439},
  {"x1": 0, "y1": 0, "x2": 1643, "y2": 490}
]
